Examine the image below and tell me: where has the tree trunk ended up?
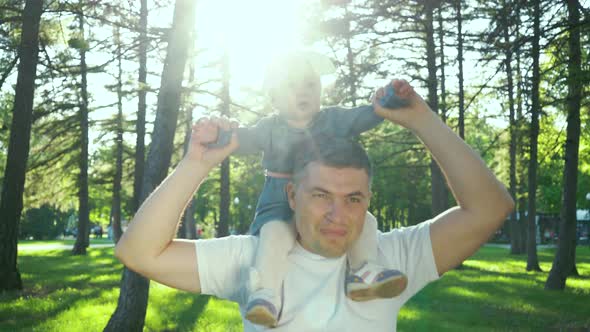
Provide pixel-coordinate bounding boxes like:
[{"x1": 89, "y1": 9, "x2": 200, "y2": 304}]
[
  {"x1": 104, "y1": 268, "x2": 150, "y2": 332},
  {"x1": 132, "y1": 0, "x2": 148, "y2": 213},
  {"x1": 72, "y1": 10, "x2": 90, "y2": 255},
  {"x1": 217, "y1": 51, "x2": 231, "y2": 238},
  {"x1": 526, "y1": 0, "x2": 541, "y2": 272},
  {"x1": 545, "y1": 0, "x2": 581, "y2": 290},
  {"x1": 0, "y1": 0, "x2": 43, "y2": 292},
  {"x1": 437, "y1": 4, "x2": 447, "y2": 123},
  {"x1": 179, "y1": 58, "x2": 197, "y2": 240},
  {"x1": 111, "y1": 27, "x2": 124, "y2": 244},
  {"x1": 425, "y1": 0, "x2": 447, "y2": 216},
  {"x1": 515, "y1": 7, "x2": 526, "y2": 255},
  {"x1": 105, "y1": 0, "x2": 196, "y2": 330},
  {"x1": 502, "y1": 0, "x2": 520, "y2": 255},
  {"x1": 455, "y1": 0, "x2": 465, "y2": 139}
]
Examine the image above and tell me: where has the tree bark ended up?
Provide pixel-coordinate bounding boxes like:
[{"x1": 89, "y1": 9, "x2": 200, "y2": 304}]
[
  {"x1": 425, "y1": 0, "x2": 447, "y2": 216},
  {"x1": 502, "y1": 0, "x2": 520, "y2": 255},
  {"x1": 217, "y1": 51, "x2": 231, "y2": 238},
  {"x1": 526, "y1": 0, "x2": 542, "y2": 271},
  {"x1": 179, "y1": 57, "x2": 197, "y2": 240},
  {"x1": 0, "y1": 0, "x2": 43, "y2": 292},
  {"x1": 132, "y1": 0, "x2": 148, "y2": 214},
  {"x1": 515, "y1": 6, "x2": 526, "y2": 255},
  {"x1": 72, "y1": 10, "x2": 90, "y2": 256},
  {"x1": 437, "y1": 4, "x2": 447, "y2": 123},
  {"x1": 545, "y1": 0, "x2": 581, "y2": 290},
  {"x1": 111, "y1": 27, "x2": 124, "y2": 244},
  {"x1": 105, "y1": 0, "x2": 196, "y2": 330},
  {"x1": 455, "y1": 0, "x2": 465, "y2": 139}
]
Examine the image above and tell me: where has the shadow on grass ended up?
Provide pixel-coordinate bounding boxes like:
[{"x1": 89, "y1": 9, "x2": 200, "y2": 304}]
[
  {"x1": 402, "y1": 283, "x2": 590, "y2": 331},
  {"x1": 398, "y1": 257, "x2": 590, "y2": 331},
  {"x1": 0, "y1": 287, "x2": 110, "y2": 331},
  {"x1": 174, "y1": 294, "x2": 211, "y2": 331},
  {"x1": 18, "y1": 248, "x2": 121, "y2": 289},
  {"x1": 0, "y1": 248, "x2": 122, "y2": 330}
]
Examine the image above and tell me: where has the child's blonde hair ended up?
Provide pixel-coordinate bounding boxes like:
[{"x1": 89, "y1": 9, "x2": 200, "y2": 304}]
[{"x1": 262, "y1": 50, "x2": 335, "y2": 94}]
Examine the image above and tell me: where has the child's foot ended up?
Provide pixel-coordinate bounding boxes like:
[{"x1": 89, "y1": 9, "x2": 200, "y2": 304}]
[
  {"x1": 245, "y1": 288, "x2": 280, "y2": 328},
  {"x1": 345, "y1": 262, "x2": 408, "y2": 302}
]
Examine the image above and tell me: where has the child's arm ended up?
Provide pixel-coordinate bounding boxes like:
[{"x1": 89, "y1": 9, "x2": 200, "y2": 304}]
[
  {"x1": 332, "y1": 84, "x2": 408, "y2": 137},
  {"x1": 205, "y1": 117, "x2": 273, "y2": 155}
]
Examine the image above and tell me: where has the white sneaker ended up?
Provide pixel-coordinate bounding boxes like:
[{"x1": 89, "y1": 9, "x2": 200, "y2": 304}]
[
  {"x1": 245, "y1": 288, "x2": 280, "y2": 328},
  {"x1": 345, "y1": 261, "x2": 408, "y2": 302}
]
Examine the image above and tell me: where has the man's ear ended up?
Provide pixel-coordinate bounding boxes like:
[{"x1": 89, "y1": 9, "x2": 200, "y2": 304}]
[{"x1": 286, "y1": 182, "x2": 296, "y2": 210}]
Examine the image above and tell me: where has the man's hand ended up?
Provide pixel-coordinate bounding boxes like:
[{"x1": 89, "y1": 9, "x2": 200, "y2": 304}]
[
  {"x1": 372, "y1": 79, "x2": 434, "y2": 131},
  {"x1": 185, "y1": 117, "x2": 239, "y2": 169},
  {"x1": 193, "y1": 118, "x2": 220, "y2": 144}
]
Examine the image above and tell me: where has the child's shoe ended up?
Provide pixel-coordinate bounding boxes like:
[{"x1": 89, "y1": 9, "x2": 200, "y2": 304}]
[
  {"x1": 245, "y1": 288, "x2": 280, "y2": 328},
  {"x1": 345, "y1": 261, "x2": 408, "y2": 301}
]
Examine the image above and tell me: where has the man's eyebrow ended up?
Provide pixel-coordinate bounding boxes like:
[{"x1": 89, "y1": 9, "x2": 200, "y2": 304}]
[
  {"x1": 309, "y1": 187, "x2": 330, "y2": 193},
  {"x1": 346, "y1": 191, "x2": 366, "y2": 198},
  {"x1": 309, "y1": 187, "x2": 366, "y2": 198}
]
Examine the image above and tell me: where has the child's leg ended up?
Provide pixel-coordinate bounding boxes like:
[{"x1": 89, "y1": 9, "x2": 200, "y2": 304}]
[
  {"x1": 348, "y1": 212, "x2": 378, "y2": 270},
  {"x1": 346, "y1": 212, "x2": 408, "y2": 301},
  {"x1": 246, "y1": 219, "x2": 295, "y2": 327},
  {"x1": 253, "y1": 220, "x2": 296, "y2": 293}
]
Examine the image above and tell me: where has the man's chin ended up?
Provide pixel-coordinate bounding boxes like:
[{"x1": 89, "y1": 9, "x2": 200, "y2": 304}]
[{"x1": 318, "y1": 241, "x2": 347, "y2": 258}]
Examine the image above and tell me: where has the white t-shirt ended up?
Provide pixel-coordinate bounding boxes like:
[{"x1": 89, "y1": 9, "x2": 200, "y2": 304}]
[{"x1": 195, "y1": 221, "x2": 439, "y2": 331}]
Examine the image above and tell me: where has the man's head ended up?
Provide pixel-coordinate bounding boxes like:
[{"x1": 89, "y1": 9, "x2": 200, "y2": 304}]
[
  {"x1": 264, "y1": 51, "x2": 334, "y2": 123},
  {"x1": 287, "y1": 136, "x2": 372, "y2": 258}
]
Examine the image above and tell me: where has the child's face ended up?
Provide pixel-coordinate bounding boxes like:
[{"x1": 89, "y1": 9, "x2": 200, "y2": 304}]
[{"x1": 270, "y1": 61, "x2": 322, "y2": 123}]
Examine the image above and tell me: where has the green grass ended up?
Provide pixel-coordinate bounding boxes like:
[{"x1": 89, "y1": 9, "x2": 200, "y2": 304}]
[
  {"x1": 1, "y1": 244, "x2": 588, "y2": 331},
  {"x1": 398, "y1": 246, "x2": 590, "y2": 331}
]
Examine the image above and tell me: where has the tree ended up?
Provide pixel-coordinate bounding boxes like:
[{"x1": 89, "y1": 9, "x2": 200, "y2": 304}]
[
  {"x1": 217, "y1": 50, "x2": 231, "y2": 238},
  {"x1": 499, "y1": 0, "x2": 524, "y2": 255},
  {"x1": 179, "y1": 56, "x2": 197, "y2": 240},
  {"x1": 105, "y1": 0, "x2": 197, "y2": 329},
  {"x1": 132, "y1": 0, "x2": 148, "y2": 213},
  {"x1": 526, "y1": 0, "x2": 542, "y2": 272},
  {"x1": 545, "y1": 0, "x2": 582, "y2": 290},
  {"x1": 455, "y1": 0, "x2": 466, "y2": 139},
  {"x1": 72, "y1": 8, "x2": 91, "y2": 255},
  {"x1": 0, "y1": 0, "x2": 43, "y2": 292},
  {"x1": 109, "y1": 26, "x2": 124, "y2": 243},
  {"x1": 424, "y1": 0, "x2": 448, "y2": 216}
]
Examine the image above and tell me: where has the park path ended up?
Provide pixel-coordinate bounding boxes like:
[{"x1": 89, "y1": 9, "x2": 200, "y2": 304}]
[
  {"x1": 19, "y1": 243, "x2": 114, "y2": 251},
  {"x1": 484, "y1": 243, "x2": 557, "y2": 249}
]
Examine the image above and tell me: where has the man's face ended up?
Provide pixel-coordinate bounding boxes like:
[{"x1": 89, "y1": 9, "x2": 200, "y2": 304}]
[
  {"x1": 287, "y1": 162, "x2": 371, "y2": 258},
  {"x1": 270, "y1": 62, "x2": 322, "y2": 122}
]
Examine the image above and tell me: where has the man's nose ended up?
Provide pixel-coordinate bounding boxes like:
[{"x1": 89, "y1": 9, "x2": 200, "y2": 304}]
[{"x1": 327, "y1": 199, "x2": 347, "y2": 224}]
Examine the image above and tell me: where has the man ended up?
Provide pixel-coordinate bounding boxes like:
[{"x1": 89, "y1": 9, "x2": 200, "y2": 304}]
[{"x1": 114, "y1": 80, "x2": 514, "y2": 331}]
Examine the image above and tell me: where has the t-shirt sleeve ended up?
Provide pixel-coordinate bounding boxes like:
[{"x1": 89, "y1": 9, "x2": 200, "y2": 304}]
[
  {"x1": 195, "y1": 235, "x2": 256, "y2": 303},
  {"x1": 324, "y1": 105, "x2": 383, "y2": 137},
  {"x1": 378, "y1": 221, "x2": 439, "y2": 302}
]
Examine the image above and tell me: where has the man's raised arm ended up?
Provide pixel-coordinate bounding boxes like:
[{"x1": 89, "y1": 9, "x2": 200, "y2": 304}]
[
  {"x1": 374, "y1": 80, "x2": 515, "y2": 276},
  {"x1": 114, "y1": 118, "x2": 238, "y2": 292}
]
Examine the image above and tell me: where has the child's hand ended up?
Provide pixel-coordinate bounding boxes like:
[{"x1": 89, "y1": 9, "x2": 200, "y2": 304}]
[
  {"x1": 372, "y1": 79, "x2": 433, "y2": 130},
  {"x1": 185, "y1": 117, "x2": 238, "y2": 168}
]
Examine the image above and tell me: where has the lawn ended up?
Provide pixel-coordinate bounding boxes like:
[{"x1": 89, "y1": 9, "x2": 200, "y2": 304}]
[{"x1": 1, "y1": 244, "x2": 588, "y2": 331}]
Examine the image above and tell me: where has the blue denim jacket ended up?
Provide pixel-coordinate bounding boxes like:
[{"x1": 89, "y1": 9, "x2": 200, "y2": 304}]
[{"x1": 217, "y1": 105, "x2": 383, "y2": 234}]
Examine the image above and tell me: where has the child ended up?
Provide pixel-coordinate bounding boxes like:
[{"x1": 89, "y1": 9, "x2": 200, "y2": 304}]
[{"x1": 195, "y1": 51, "x2": 408, "y2": 328}]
